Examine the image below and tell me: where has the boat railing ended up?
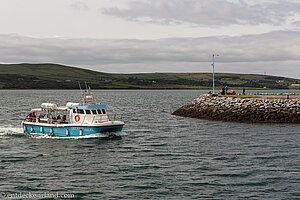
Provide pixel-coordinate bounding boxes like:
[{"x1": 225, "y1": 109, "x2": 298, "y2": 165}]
[
  {"x1": 109, "y1": 113, "x2": 123, "y2": 121},
  {"x1": 25, "y1": 116, "x2": 68, "y2": 124},
  {"x1": 100, "y1": 115, "x2": 109, "y2": 123},
  {"x1": 24, "y1": 114, "x2": 123, "y2": 124},
  {"x1": 81, "y1": 115, "x2": 87, "y2": 125},
  {"x1": 25, "y1": 117, "x2": 39, "y2": 123},
  {"x1": 92, "y1": 114, "x2": 122, "y2": 123},
  {"x1": 93, "y1": 115, "x2": 107, "y2": 123}
]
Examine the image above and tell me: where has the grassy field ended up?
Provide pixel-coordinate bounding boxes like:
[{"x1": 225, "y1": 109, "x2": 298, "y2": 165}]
[{"x1": 0, "y1": 63, "x2": 299, "y2": 89}]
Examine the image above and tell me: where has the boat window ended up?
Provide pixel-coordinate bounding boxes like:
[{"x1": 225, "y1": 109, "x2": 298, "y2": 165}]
[
  {"x1": 92, "y1": 110, "x2": 97, "y2": 115},
  {"x1": 77, "y1": 109, "x2": 84, "y2": 114},
  {"x1": 97, "y1": 109, "x2": 102, "y2": 114},
  {"x1": 85, "y1": 110, "x2": 91, "y2": 114},
  {"x1": 102, "y1": 109, "x2": 106, "y2": 114},
  {"x1": 73, "y1": 109, "x2": 76, "y2": 113}
]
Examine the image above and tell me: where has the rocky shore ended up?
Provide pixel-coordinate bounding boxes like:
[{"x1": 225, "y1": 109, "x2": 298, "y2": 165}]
[{"x1": 172, "y1": 95, "x2": 300, "y2": 123}]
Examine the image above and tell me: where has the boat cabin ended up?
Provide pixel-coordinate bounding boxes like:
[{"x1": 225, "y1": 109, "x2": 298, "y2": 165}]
[
  {"x1": 68, "y1": 104, "x2": 108, "y2": 124},
  {"x1": 26, "y1": 102, "x2": 108, "y2": 125}
]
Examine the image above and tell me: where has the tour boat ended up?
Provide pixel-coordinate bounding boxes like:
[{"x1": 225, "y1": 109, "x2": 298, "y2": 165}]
[{"x1": 22, "y1": 87, "x2": 125, "y2": 137}]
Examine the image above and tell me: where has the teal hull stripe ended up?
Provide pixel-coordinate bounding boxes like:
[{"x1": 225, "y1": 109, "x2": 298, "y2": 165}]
[{"x1": 23, "y1": 124, "x2": 123, "y2": 137}]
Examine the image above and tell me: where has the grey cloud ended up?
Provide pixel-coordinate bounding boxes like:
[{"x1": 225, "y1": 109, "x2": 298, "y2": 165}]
[
  {"x1": 293, "y1": 20, "x2": 300, "y2": 26},
  {"x1": 71, "y1": 1, "x2": 89, "y2": 11},
  {"x1": 102, "y1": 0, "x2": 300, "y2": 26},
  {"x1": 0, "y1": 31, "x2": 300, "y2": 78}
]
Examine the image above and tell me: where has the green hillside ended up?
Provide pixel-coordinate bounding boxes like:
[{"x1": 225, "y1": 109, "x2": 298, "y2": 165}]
[{"x1": 0, "y1": 63, "x2": 299, "y2": 89}]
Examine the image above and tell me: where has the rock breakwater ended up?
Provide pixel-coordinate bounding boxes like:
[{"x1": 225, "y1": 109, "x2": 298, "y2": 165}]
[{"x1": 172, "y1": 95, "x2": 300, "y2": 123}]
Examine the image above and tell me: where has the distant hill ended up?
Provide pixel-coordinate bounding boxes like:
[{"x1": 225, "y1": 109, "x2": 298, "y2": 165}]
[{"x1": 0, "y1": 63, "x2": 299, "y2": 89}]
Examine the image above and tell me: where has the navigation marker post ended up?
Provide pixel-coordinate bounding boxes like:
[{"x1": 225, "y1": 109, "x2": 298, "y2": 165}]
[{"x1": 211, "y1": 54, "x2": 219, "y2": 94}]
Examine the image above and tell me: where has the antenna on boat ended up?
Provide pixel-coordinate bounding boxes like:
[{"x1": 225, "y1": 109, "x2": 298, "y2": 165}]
[
  {"x1": 82, "y1": 81, "x2": 97, "y2": 104},
  {"x1": 78, "y1": 81, "x2": 86, "y2": 104},
  {"x1": 85, "y1": 81, "x2": 88, "y2": 92},
  {"x1": 78, "y1": 81, "x2": 83, "y2": 95}
]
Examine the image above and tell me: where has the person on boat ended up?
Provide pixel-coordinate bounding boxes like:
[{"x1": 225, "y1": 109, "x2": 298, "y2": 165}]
[
  {"x1": 47, "y1": 113, "x2": 53, "y2": 123},
  {"x1": 55, "y1": 115, "x2": 61, "y2": 123},
  {"x1": 26, "y1": 112, "x2": 32, "y2": 122},
  {"x1": 31, "y1": 112, "x2": 36, "y2": 122},
  {"x1": 47, "y1": 113, "x2": 53, "y2": 119}
]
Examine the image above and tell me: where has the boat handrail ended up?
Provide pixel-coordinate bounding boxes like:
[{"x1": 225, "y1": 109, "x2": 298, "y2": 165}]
[
  {"x1": 25, "y1": 116, "x2": 37, "y2": 123},
  {"x1": 81, "y1": 115, "x2": 86, "y2": 125},
  {"x1": 110, "y1": 113, "x2": 123, "y2": 121},
  {"x1": 94, "y1": 114, "x2": 108, "y2": 123},
  {"x1": 25, "y1": 112, "x2": 123, "y2": 125}
]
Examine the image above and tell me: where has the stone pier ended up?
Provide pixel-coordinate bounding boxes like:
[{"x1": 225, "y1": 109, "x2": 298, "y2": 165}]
[{"x1": 172, "y1": 95, "x2": 300, "y2": 123}]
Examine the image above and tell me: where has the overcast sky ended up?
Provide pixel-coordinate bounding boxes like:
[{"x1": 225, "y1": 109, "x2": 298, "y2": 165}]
[{"x1": 0, "y1": 0, "x2": 300, "y2": 78}]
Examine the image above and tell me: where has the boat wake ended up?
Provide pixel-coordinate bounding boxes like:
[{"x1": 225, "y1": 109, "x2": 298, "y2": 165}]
[{"x1": 0, "y1": 125, "x2": 23, "y2": 136}]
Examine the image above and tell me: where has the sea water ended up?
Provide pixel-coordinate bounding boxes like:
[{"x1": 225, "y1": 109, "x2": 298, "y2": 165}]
[{"x1": 0, "y1": 90, "x2": 299, "y2": 199}]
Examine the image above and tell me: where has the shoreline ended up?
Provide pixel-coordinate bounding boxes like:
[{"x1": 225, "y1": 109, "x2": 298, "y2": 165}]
[{"x1": 0, "y1": 88, "x2": 299, "y2": 91}]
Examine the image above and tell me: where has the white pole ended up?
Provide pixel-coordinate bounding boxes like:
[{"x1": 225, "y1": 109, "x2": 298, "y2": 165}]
[
  {"x1": 212, "y1": 54, "x2": 219, "y2": 94},
  {"x1": 212, "y1": 54, "x2": 215, "y2": 94}
]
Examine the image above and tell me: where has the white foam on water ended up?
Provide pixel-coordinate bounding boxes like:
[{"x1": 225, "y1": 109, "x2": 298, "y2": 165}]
[{"x1": 0, "y1": 125, "x2": 23, "y2": 136}]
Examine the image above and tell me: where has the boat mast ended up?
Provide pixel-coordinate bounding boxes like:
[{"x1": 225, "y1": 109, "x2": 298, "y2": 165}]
[
  {"x1": 79, "y1": 81, "x2": 98, "y2": 105},
  {"x1": 78, "y1": 81, "x2": 86, "y2": 105}
]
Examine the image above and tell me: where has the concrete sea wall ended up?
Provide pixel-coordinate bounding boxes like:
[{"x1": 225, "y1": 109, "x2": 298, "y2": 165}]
[{"x1": 172, "y1": 95, "x2": 300, "y2": 123}]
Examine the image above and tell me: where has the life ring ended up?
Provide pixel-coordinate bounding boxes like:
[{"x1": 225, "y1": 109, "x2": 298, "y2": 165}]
[{"x1": 75, "y1": 115, "x2": 80, "y2": 122}]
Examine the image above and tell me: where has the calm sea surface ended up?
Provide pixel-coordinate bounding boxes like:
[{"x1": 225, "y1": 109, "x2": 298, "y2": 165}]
[{"x1": 0, "y1": 90, "x2": 299, "y2": 199}]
